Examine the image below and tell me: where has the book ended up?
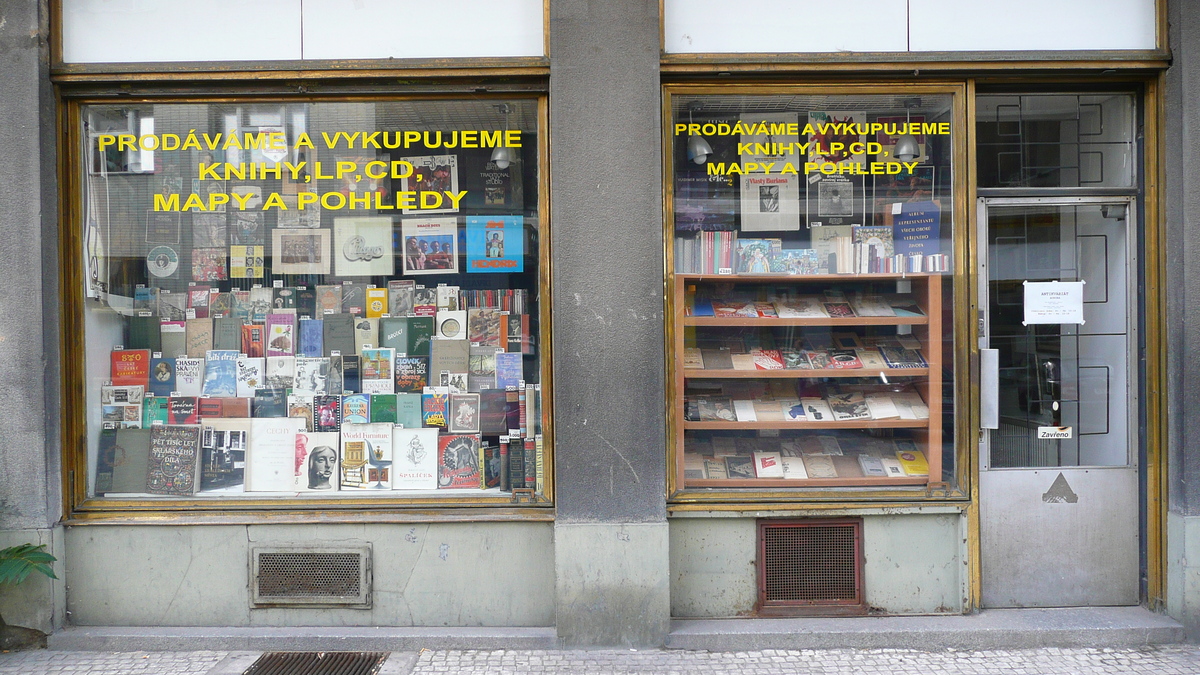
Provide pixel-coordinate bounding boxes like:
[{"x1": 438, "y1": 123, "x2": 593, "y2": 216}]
[
  {"x1": 388, "y1": 279, "x2": 416, "y2": 316},
  {"x1": 197, "y1": 418, "x2": 250, "y2": 492},
  {"x1": 494, "y1": 352, "x2": 523, "y2": 389},
  {"x1": 422, "y1": 387, "x2": 449, "y2": 427},
  {"x1": 752, "y1": 349, "x2": 785, "y2": 370},
  {"x1": 780, "y1": 399, "x2": 807, "y2": 422},
  {"x1": 245, "y1": 417, "x2": 305, "y2": 492},
  {"x1": 354, "y1": 317, "x2": 379, "y2": 354},
  {"x1": 732, "y1": 399, "x2": 758, "y2": 422},
  {"x1": 856, "y1": 348, "x2": 888, "y2": 369},
  {"x1": 772, "y1": 248, "x2": 820, "y2": 275},
  {"x1": 407, "y1": 316, "x2": 435, "y2": 356},
  {"x1": 197, "y1": 397, "x2": 223, "y2": 419},
  {"x1": 734, "y1": 239, "x2": 782, "y2": 274},
  {"x1": 865, "y1": 394, "x2": 901, "y2": 420},
  {"x1": 858, "y1": 454, "x2": 887, "y2": 477},
  {"x1": 322, "y1": 313, "x2": 356, "y2": 357},
  {"x1": 252, "y1": 387, "x2": 288, "y2": 418},
  {"x1": 369, "y1": 393, "x2": 397, "y2": 424},
  {"x1": 265, "y1": 356, "x2": 295, "y2": 390},
  {"x1": 800, "y1": 397, "x2": 835, "y2": 422},
  {"x1": 413, "y1": 286, "x2": 437, "y2": 316},
  {"x1": 313, "y1": 395, "x2": 342, "y2": 432},
  {"x1": 360, "y1": 348, "x2": 395, "y2": 394},
  {"x1": 773, "y1": 296, "x2": 828, "y2": 318},
  {"x1": 396, "y1": 392, "x2": 423, "y2": 429},
  {"x1": 724, "y1": 455, "x2": 755, "y2": 479},
  {"x1": 340, "y1": 354, "x2": 361, "y2": 393},
  {"x1": 880, "y1": 345, "x2": 927, "y2": 369},
  {"x1": 438, "y1": 434, "x2": 482, "y2": 488},
  {"x1": 235, "y1": 357, "x2": 265, "y2": 398},
  {"x1": 802, "y1": 454, "x2": 838, "y2": 478},
  {"x1": 127, "y1": 315, "x2": 162, "y2": 352},
  {"x1": 297, "y1": 318, "x2": 324, "y2": 358},
  {"x1": 524, "y1": 436, "x2": 537, "y2": 490},
  {"x1": 111, "y1": 349, "x2": 151, "y2": 387},
  {"x1": 895, "y1": 448, "x2": 930, "y2": 476},
  {"x1": 379, "y1": 316, "x2": 408, "y2": 352},
  {"x1": 480, "y1": 441, "x2": 502, "y2": 489},
  {"x1": 341, "y1": 393, "x2": 371, "y2": 424},
  {"x1": 160, "y1": 321, "x2": 187, "y2": 358},
  {"x1": 102, "y1": 403, "x2": 143, "y2": 428},
  {"x1": 339, "y1": 423, "x2": 394, "y2": 490},
  {"x1": 201, "y1": 350, "x2": 238, "y2": 397},
  {"x1": 294, "y1": 431, "x2": 340, "y2": 491},
  {"x1": 823, "y1": 302, "x2": 856, "y2": 318},
  {"x1": 316, "y1": 285, "x2": 343, "y2": 314},
  {"x1": 296, "y1": 287, "x2": 317, "y2": 319},
  {"x1": 467, "y1": 345, "x2": 497, "y2": 392},
  {"x1": 892, "y1": 200, "x2": 942, "y2": 257},
  {"x1": 431, "y1": 338, "x2": 471, "y2": 379},
  {"x1": 392, "y1": 428, "x2": 439, "y2": 490},
  {"x1": 880, "y1": 457, "x2": 906, "y2": 477},
  {"x1": 157, "y1": 291, "x2": 187, "y2": 321},
  {"x1": 290, "y1": 357, "x2": 327, "y2": 396},
  {"x1": 142, "y1": 396, "x2": 169, "y2": 427},
  {"x1": 145, "y1": 424, "x2": 202, "y2": 495},
  {"x1": 704, "y1": 459, "x2": 729, "y2": 479},
  {"x1": 466, "y1": 308, "x2": 504, "y2": 347},
  {"x1": 365, "y1": 287, "x2": 388, "y2": 318},
  {"x1": 107, "y1": 428, "x2": 152, "y2": 493},
  {"x1": 827, "y1": 392, "x2": 871, "y2": 421},
  {"x1": 448, "y1": 392, "x2": 481, "y2": 433},
  {"x1": 780, "y1": 456, "x2": 809, "y2": 479},
  {"x1": 212, "y1": 316, "x2": 245, "y2": 351},
  {"x1": 174, "y1": 357, "x2": 204, "y2": 396},
  {"x1": 288, "y1": 394, "x2": 315, "y2": 431},
  {"x1": 265, "y1": 314, "x2": 296, "y2": 357},
  {"x1": 241, "y1": 324, "x2": 265, "y2": 358},
  {"x1": 506, "y1": 435, "x2": 524, "y2": 491},
  {"x1": 753, "y1": 451, "x2": 785, "y2": 478},
  {"x1": 828, "y1": 349, "x2": 863, "y2": 369},
  {"x1": 341, "y1": 282, "x2": 367, "y2": 316},
  {"x1": 395, "y1": 356, "x2": 429, "y2": 393}
]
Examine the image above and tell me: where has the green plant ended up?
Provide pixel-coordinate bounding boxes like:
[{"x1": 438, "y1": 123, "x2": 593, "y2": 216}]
[{"x1": 0, "y1": 544, "x2": 56, "y2": 590}]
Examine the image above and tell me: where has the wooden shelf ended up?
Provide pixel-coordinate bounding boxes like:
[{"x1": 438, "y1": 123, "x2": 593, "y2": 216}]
[
  {"x1": 684, "y1": 368, "x2": 929, "y2": 379},
  {"x1": 684, "y1": 316, "x2": 927, "y2": 326},
  {"x1": 683, "y1": 419, "x2": 928, "y2": 430},
  {"x1": 676, "y1": 273, "x2": 935, "y2": 282},
  {"x1": 685, "y1": 476, "x2": 927, "y2": 488}
]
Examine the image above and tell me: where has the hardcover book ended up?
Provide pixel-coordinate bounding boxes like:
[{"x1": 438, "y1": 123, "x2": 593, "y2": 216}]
[
  {"x1": 145, "y1": 424, "x2": 203, "y2": 495},
  {"x1": 438, "y1": 434, "x2": 481, "y2": 488},
  {"x1": 467, "y1": 346, "x2": 497, "y2": 392},
  {"x1": 297, "y1": 318, "x2": 324, "y2": 358},
  {"x1": 396, "y1": 392, "x2": 423, "y2": 429},
  {"x1": 392, "y1": 428, "x2": 439, "y2": 490},
  {"x1": 241, "y1": 324, "x2": 265, "y2": 358},
  {"x1": 431, "y1": 337, "x2": 471, "y2": 378},
  {"x1": 388, "y1": 279, "x2": 416, "y2": 316},
  {"x1": 316, "y1": 285, "x2": 343, "y2": 314},
  {"x1": 107, "y1": 428, "x2": 152, "y2": 493},
  {"x1": 407, "y1": 316, "x2": 434, "y2": 357},
  {"x1": 111, "y1": 349, "x2": 151, "y2": 387},
  {"x1": 360, "y1": 348, "x2": 395, "y2": 394},
  {"x1": 197, "y1": 418, "x2": 250, "y2": 492},
  {"x1": 142, "y1": 396, "x2": 169, "y2": 427},
  {"x1": 479, "y1": 390, "x2": 509, "y2": 434},
  {"x1": 379, "y1": 317, "x2": 408, "y2": 352},
  {"x1": 160, "y1": 321, "x2": 187, "y2": 358},
  {"x1": 341, "y1": 393, "x2": 371, "y2": 424},
  {"x1": 340, "y1": 354, "x2": 361, "y2": 394},
  {"x1": 395, "y1": 356, "x2": 430, "y2": 393},
  {"x1": 292, "y1": 357, "x2": 329, "y2": 396},
  {"x1": 251, "y1": 387, "x2": 288, "y2": 418},
  {"x1": 353, "y1": 317, "x2": 379, "y2": 354},
  {"x1": 322, "y1": 313, "x2": 356, "y2": 357},
  {"x1": 340, "y1": 282, "x2": 366, "y2": 316},
  {"x1": 288, "y1": 394, "x2": 315, "y2": 431},
  {"x1": 339, "y1": 423, "x2": 394, "y2": 490},
  {"x1": 421, "y1": 387, "x2": 449, "y2": 427},
  {"x1": 494, "y1": 351, "x2": 523, "y2": 390},
  {"x1": 294, "y1": 431, "x2": 340, "y2": 492},
  {"x1": 448, "y1": 392, "x2": 481, "y2": 433},
  {"x1": 313, "y1": 395, "x2": 342, "y2": 432},
  {"x1": 265, "y1": 314, "x2": 296, "y2": 357},
  {"x1": 369, "y1": 393, "x2": 397, "y2": 424},
  {"x1": 212, "y1": 316, "x2": 245, "y2": 351},
  {"x1": 127, "y1": 315, "x2": 162, "y2": 352},
  {"x1": 245, "y1": 417, "x2": 305, "y2": 491}
]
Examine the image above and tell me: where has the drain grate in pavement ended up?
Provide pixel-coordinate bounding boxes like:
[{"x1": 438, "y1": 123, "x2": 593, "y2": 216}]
[{"x1": 242, "y1": 651, "x2": 388, "y2": 675}]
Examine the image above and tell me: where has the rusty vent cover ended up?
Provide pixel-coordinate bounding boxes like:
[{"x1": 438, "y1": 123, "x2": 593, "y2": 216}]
[
  {"x1": 243, "y1": 652, "x2": 388, "y2": 675},
  {"x1": 251, "y1": 545, "x2": 371, "y2": 608},
  {"x1": 757, "y1": 518, "x2": 865, "y2": 615}
]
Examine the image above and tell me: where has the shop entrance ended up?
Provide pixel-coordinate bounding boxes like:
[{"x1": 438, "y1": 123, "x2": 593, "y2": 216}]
[{"x1": 978, "y1": 197, "x2": 1139, "y2": 607}]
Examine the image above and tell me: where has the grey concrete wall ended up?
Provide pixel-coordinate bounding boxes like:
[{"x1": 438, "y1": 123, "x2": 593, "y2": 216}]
[
  {"x1": 670, "y1": 514, "x2": 964, "y2": 618},
  {"x1": 1165, "y1": 0, "x2": 1200, "y2": 640},
  {"x1": 64, "y1": 523, "x2": 554, "y2": 626},
  {"x1": 0, "y1": 0, "x2": 63, "y2": 634},
  {"x1": 548, "y1": 0, "x2": 670, "y2": 647}
]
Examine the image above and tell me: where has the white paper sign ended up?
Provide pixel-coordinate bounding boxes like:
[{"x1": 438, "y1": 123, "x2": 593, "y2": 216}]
[
  {"x1": 1038, "y1": 426, "x2": 1074, "y2": 439},
  {"x1": 1023, "y1": 281, "x2": 1085, "y2": 325}
]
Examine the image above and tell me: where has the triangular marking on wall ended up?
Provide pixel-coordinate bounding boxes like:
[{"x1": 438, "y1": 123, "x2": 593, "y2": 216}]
[{"x1": 1042, "y1": 472, "x2": 1079, "y2": 504}]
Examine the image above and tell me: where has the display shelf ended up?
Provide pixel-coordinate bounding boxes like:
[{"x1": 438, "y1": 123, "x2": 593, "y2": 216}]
[
  {"x1": 684, "y1": 368, "x2": 929, "y2": 378},
  {"x1": 684, "y1": 316, "x2": 928, "y2": 327},
  {"x1": 683, "y1": 419, "x2": 928, "y2": 430}
]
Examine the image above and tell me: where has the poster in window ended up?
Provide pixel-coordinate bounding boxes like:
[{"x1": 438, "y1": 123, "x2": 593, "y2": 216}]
[
  {"x1": 465, "y1": 216, "x2": 523, "y2": 273},
  {"x1": 738, "y1": 113, "x2": 800, "y2": 232},
  {"x1": 333, "y1": 217, "x2": 394, "y2": 277},
  {"x1": 273, "y1": 228, "x2": 331, "y2": 275},
  {"x1": 401, "y1": 217, "x2": 459, "y2": 275},
  {"x1": 401, "y1": 155, "x2": 460, "y2": 215}
]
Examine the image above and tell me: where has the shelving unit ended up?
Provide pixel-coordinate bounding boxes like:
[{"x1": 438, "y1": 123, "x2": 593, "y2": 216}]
[{"x1": 671, "y1": 272, "x2": 944, "y2": 489}]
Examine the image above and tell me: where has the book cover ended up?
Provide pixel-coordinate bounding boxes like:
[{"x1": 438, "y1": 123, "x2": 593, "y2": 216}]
[
  {"x1": 422, "y1": 387, "x2": 449, "y2": 427},
  {"x1": 466, "y1": 308, "x2": 504, "y2": 347},
  {"x1": 828, "y1": 349, "x2": 863, "y2": 369},
  {"x1": 734, "y1": 239, "x2": 782, "y2": 274},
  {"x1": 142, "y1": 396, "x2": 169, "y2": 427},
  {"x1": 895, "y1": 448, "x2": 930, "y2": 476},
  {"x1": 435, "y1": 285, "x2": 459, "y2": 311},
  {"x1": 852, "y1": 225, "x2": 895, "y2": 258},
  {"x1": 753, "y1": 451, "x2": 785, "y2": 478},
  {"x1": 316, "y1": 285, "x2": 343, "y2": 314},
  {"x1": 107, "y1": 428, "x2": 152, "y2": 493},
  {"x1": 507, "y1": 435, "x2": 524, "y2": 491},
  {"x1": 448, "y1": 392, "x2": 481, "y2": 433},
  {"x1": 467, "y1": 346, "x2": 497, "y2": 392},
  {"x1": 479, "y1": 390, "x2": 508, "y2": 434},
  {"x1": 293, "y1": 431, "x2": 339, "y2": 492},
  {"x1": 724, "y1": 455, "x2": 755, "y2": 479},
  {"x1": 781, "y1": 456, "x2": 809, "y2": 479},
  {"x1": 360, "y1": 348, "x2": 395, "y2": 394},
  {"x1": 148, "y1": 358, "x2": 176, "y2": 397},
  {"x1": 341, "y1": 282, "x2": 366, "y2": 316},
  {"x1": 523, "y1": 436, "x2": 537, "y2": 490},
  {"x1": 265, "y1": 314, "x2": 296, "y2": 357},
  {"x1": 127, "y1": 315, "x2": 162, "y2": 352},
  {"x1": 494, "y1": 351, "x2": 523, "y2": 390},
  {"x1": 251, "y1": 387, "x2": 288, "y2": 418},
  {"x1": 738, "y1": 112, "x2": 801, "y2": 232},
  {"x1": 212, "y1": 316, "x2": 244, "y2": 351},
  {"x1": 102, "y1": 403, "x2": 143, "y2": 429},
  {"x1": 772, "y1": 248, "x2": 820, "y2": 275},
  {"x1": 780, "y1": 399, "x2": 807, "y2": 422},
  {"x1": 265, "y1": 356, "x2": 295, "y2": 390},
  {"x1": 296, "y1": 286, "x2": 317, "y2": 319},
  {"x1": 341, "y1": 393, "x2": 371, "y2": 424},
  {"x1": 196, "y1": 397, "x2": 223, "y2": 419},
  {"x1": 465, "y1": 215, "x2": 524, "y2": 273},
  {"x1": 197, "y1": 418, "x2": 249, "y2": 492},
  {"x1": 858, "y1": 454, "x2": 887, "y2": 477},
  {"x1": 95, "y1": 428, "x2": 119, "y2": 494},
  {"x1": 388, "y1": 279, "x2": 416, "y2": 317},
  {"x1": 322, "y1": 313, "x2": 356, "y2": 357},
  {"x1": 201, "y1": 350, "x2": 239, "y2": 397},
  {"x1": 801, "y1": 397, "x2": 835, "y2": 422},
  {"x1": 752, "y1": 349, "x2": 785, "y2": 370},
  {"x1": 160, "y1": 320, "x2": 187, "y2": 358},
  {"x1": 235, "y1": 356, "x2": 265, "y2": 398},
  {"x1": 802, "y1": 453, "x2": 838, "y2": 478},
  {"x1": 880, "y1": 457, "x2": 906, "y2": 477},
  {"x1": 364, "y1": 287, "x2": 388, "y2": 319},
  {"x1": 412, "y1": 287, "x2": 437, "y2": 316},
  {"x1": 313, "y1": 395, "x2": 342, "y2": 432},
  {"x1": 157, "y1": 291, "x2": 187, "y2": 321},
  {"x1": 340, "y1": 355, "x2": 361, "y2": 393},
  {"x1": 823, "y1": 302, "x2": 856, "y2": 318},
  {"x1": 288, "y1": 394, "x2": 315, "y2": 431},
  {"x1": 880, "y1": 345, "x2": 927, "y2": 369},
  {"x1": 334, "y1": 217, "x2": 395, "y2": 276},
  {"x1": 369, "y1": 393, "x2": 397, "y2": 424},
  {"x1": 229, "y1": 245, "x2": 264, "y2": 278},
  {"x1": 431, "y1": 338, "x2": 471, "y2": 379},
  {"x1": 145, "y1": 424, "x2": 202, "y2": 495},
  {"x1": 188, "y1": 285, "x2": 212, "y2": 317},
  {"x1": 392, "y1": 428, "x2": 439, "y2": 490},
  {"x1": 438, "y1": 434, "x2": 482, "y2": 488},
  {"x1": 406, "y1": 316, "x2": 434, "y2": 356},
  {"x1": 339, "y1": 423, "x2": 394, "y2": 490},
  {"x1": 892, "y1": 200, "x2": 942, "y2": 257},
  {"x1": 222, "y1": 398, "x2": 251, "y2": 417},
  {"x1": 240, "y1": 324, "x2": 265, "y2": 358},
  {"x1": 856, "y1": 348, "x2": 888, "y2": 369},
  {"x1": 733, "y1": 399, "x2": 758, "y2": 422},
  {"x1": 174, "y1": 357, "x2": 204, "y2": 396},
  {"x1": 297, "y1": 318, "x2": 324, "y2": 358},
  {"x1": 245, "y1": 417, "x2": 305, "y2": 492},
  {"x1": 111, "y1": 349, "x2": 151, "y2": 387},
  {"x1": 248, "y1": 287, "x2": 272, "y2": 323},
  {"x1": 396, "y1": 356, "x2": 429, "y2": 393},
  {"x1": 293, "y1": 356, "x2": 331, "y2": 396},
  {"x1": 827, "y1": 392, "x2": 871, "y2": 420},
  {"x1": 379, "y1": 317, "x2": 408, "y2": 352},
  {"x1": 480, "y1": 441, "x2": 502, "y2": 489},
  {"x1": 395, "y1": 392, "x2": 423, "y2": 429},
  {"x1": 354, "y1": 317, "x2": 379, "y2": 354}
]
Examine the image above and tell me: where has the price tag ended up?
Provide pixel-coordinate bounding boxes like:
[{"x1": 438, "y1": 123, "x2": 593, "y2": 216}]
[{"x1": 273, "y1": 280, "x2": 283, "y2": 288}]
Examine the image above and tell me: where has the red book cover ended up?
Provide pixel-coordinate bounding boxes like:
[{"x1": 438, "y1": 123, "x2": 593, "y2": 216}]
[
  {"x1": 437, "y1": 434, "x2": 481, "y2": 489},
  {"x1": 752, "y1": 349, "x2": 786, "y2": 370},
  {"x1": 167, "y1": 396, "x2": 199, "y2": 424},
  {"x1": 111, "y1": 349, "x2": 151, "y2": 387},
  {"x1": 222, "y1": 398, "x2": 251, "y2": 417},
  {"x1": 242, "y1": 324, "x2": 265, "y2": 358},
  {"x1": 720, "y1": 232, "x2": 734, "y2": 272},
  {"x1": 197, "y1": 397, "x2": 223, "y2": 418},
  {"x1": 188, "y1": 285, "x2": 211, "y2": 318}
]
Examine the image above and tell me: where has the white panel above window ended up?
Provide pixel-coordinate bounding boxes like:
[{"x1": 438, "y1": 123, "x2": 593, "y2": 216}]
[
  {"x1": 664, "y1": 0, "x2": 909, "y2": 54},
  {"x1": 909, "y1": 0, "x2": 1156, "y2": 51},
  {"x1": 302, "y1": 0, "x2": 544, "y2": 59},
  {"x1": 665, "y1": 0, "x2": 1156, "y2": 55},
  {"x1": 62, "y1": 0, "x2": 304, "y2": 63},
  {"x1": 61, "y1": 0, "x2": 545, "y2": 64}
]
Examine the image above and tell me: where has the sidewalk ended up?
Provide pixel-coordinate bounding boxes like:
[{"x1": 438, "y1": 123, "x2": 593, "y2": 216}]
[{"x1": 2, "y1": 647, "x2": 1200, "y2": 675}]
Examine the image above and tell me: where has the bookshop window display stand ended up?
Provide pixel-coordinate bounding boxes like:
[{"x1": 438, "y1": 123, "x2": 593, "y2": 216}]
[
  {"x1": 664, "y1": 85, "x2": 966, "y2": 498},
  {"x1": 63, "y1": 96, "x2": 552, "y2": 511}
]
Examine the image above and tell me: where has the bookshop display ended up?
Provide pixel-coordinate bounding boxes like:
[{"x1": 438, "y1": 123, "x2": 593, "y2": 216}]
[
  {"x1": 81, "y1": 99, "x2": 546, "y2": 500},
  {"x1": 668, "y1": 90, "x2": 958, "y2": 490}
]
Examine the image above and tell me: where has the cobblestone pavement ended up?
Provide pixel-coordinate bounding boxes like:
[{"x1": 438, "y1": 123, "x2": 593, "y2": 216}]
[{"x1": 2, "y1": 646, "x2": 1200, "y2": 674}]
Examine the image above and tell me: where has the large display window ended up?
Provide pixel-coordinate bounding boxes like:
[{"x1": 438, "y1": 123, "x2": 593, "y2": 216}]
[
  {"x1": 664, "y1": 85, "x2": 965, "y2": 498},
  {"x1": 66, "y1": 96, "x2": 550, "y2": 507}
]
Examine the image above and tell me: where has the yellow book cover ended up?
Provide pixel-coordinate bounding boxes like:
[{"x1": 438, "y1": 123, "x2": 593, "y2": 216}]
[
  {"x1": 895, "y1": 448, "x2": 929, "y2": 476},
  {"x1": 365, "y1": 287, "x2": 388, "y2": 318}
]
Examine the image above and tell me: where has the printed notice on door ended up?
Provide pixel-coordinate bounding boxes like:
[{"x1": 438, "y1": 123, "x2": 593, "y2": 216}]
[{"x1": 1023, "y1": 281, "x2": 1085, "y2": 325}]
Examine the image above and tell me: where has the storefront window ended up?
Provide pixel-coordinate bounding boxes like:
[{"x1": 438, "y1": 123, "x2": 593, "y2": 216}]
[
  {"x1": 666, "y1": 87, "x2": 961, "y2": 494},
  {"x1": 77, "y1": 97, "x2": 547, "y2": 502}
]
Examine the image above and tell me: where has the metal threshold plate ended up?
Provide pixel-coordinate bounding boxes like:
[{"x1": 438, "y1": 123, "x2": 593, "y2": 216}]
[{"x1": 243, "y1": 652, "x2": 388, "y2": 675}]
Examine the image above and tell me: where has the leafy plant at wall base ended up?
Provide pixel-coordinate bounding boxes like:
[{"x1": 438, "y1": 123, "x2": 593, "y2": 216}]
[{"x1": 0, "y1": 544, "x2": 57, "y2": 638}]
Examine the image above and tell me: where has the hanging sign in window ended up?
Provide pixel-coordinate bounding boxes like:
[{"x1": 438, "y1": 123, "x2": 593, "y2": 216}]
[{"x1": 1023, "y1": 280, "x2": 1085, "y2": 325}]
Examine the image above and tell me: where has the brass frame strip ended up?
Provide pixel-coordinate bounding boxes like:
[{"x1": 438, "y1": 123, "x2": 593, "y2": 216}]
[{"x1": 58, "y1": 90, "x2": 555, "y2": 521}]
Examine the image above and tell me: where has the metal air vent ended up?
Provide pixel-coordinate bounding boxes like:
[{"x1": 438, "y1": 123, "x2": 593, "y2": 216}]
[
  {"x1": 757, "y1": 518, "x2": 865, "y2": 616},
  {"x1": 251, "y1": 545, "x2": 372, "y2": 608},
  {"x1": 244, "y1": 652, "x2": 388, "y2": 675}
]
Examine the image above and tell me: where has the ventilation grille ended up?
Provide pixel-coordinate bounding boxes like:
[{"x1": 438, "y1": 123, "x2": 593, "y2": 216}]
[
  {"x1": 757, "y1": 519, "x2": 864, "y2": 615},
  {"x1": 244, "y1": 652, "x2": 388, "y2": 675},
  {"x1": 251, "y1": 545, "x2": 371, "y2": 608}
]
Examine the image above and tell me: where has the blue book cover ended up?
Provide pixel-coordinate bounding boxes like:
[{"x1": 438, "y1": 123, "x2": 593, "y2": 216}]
[
  {"x1": 465, "y1": 215, "x2": 524, "y2": 273},
  {"x1": 148, "y1": 357, "x2": 176, "y2": 397},
  {"x1": 202, "y1": 350, "x2": 239, "y2": 397},
  {"x1": 892, "y1": 201, "x2": 941, "y2": 257},
  {"x1": 298, "y1": 318, "x2": 324, "y2": 358},
  {"x1": 341, "y1": 393, "x2": 371, "y2": 424},
  {"x1": 495, "y1": 352, "x2": 523, "y2": 390}
]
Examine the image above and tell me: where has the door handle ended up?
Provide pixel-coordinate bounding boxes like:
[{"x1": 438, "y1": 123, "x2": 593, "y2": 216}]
[{"x1": 981, "y1": 348, "x2": 999, "y2": 429}]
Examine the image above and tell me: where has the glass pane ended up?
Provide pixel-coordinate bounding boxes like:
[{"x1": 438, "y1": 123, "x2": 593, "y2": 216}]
[
  {"x1": 986, "y1": 204, "x2": 1130, "y2": 468},
  {"x1": 81, "y1": 99, "x2": 544, "y2": 500},
  {"x1": 977, "y1": 94, "x2": 1135, "y2": 188},
  {"x1": 669, "y1": 91, "x2": 958, "y2": 492}
]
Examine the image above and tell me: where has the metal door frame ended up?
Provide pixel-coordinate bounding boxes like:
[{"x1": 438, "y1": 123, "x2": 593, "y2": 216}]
[{"x1": 977, "y1": 195, "x2": 1139, "y2": 472}]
